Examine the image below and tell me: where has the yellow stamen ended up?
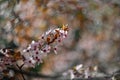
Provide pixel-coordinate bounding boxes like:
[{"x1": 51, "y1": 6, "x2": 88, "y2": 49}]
[{"x1": 62, "y1": 24, "x2": 68, "y2": 31}]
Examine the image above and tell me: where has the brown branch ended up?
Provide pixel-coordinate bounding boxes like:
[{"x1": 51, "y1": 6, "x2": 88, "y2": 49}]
[{"x1": 16, "y1": 64, "x2": 26, "y2": 80}]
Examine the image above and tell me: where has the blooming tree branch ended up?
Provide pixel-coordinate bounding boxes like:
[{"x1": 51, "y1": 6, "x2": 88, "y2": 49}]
[{"x1": 0, "y1": 25, "x2": 69, "y2": 79}]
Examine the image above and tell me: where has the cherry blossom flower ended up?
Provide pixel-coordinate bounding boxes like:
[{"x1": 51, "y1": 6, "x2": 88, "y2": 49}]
[{"x1": 22, "y1": 25, "x2": 69, "y2": 67}]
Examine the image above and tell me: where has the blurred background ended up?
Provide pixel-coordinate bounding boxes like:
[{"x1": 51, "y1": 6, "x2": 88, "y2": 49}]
[{"x1": 0, "y1": 0, "x2": 120, "y2": 79}]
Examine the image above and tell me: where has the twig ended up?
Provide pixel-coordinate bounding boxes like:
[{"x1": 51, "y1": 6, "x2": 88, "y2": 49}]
[{"x1": 16, "y1": 64, "x2": 26, "y2": 80}]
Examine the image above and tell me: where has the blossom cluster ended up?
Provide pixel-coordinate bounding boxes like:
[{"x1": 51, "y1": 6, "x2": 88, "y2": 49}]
[
  {"x1": 0, "y1": 49, "x2": 22, "y2": 79},
  {"x1": 0, "y1": 49, "x2": 22, "y2": 71},
  {"x1": 22, "y1": 25, "x2": 68, "y2": 67},
  {"x1": 63, "y1": 64, "x2": 98, "y2": 79},
  {"x1": 0, "y1": 49, "x2": 16, "y2": 71}
]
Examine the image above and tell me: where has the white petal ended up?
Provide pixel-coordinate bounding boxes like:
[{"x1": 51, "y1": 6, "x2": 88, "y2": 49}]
[{"x1": 75, "y1": 64, "x2": 83, "y2": 70}]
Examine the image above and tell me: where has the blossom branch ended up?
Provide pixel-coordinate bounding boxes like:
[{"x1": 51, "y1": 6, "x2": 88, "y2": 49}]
[{"x1": 0, "y1": 25, "x2": 69, "y2": 79}]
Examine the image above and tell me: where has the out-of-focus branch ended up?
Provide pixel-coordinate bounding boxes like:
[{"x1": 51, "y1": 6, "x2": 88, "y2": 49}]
[
  {"x1": 7, "y1": 64, "x2": 120, "y2": 80},
  {"x1": 8, "y1": 67, "x2": 113, "y2": 80},
  {"x1": 72, "y1": 77, "x2": 110, "y2": 80},
  {"x1": 8, "y1": 67, "x2": 61, "y2": 79}
]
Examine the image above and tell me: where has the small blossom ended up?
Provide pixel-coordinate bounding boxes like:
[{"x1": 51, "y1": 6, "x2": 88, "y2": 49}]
[
  {"x1": 53, "y1": 46, "x2": 57, "y2": 54},
  {"x1": 69, "y1": 70, "x2": 75, "y2": 79}
]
